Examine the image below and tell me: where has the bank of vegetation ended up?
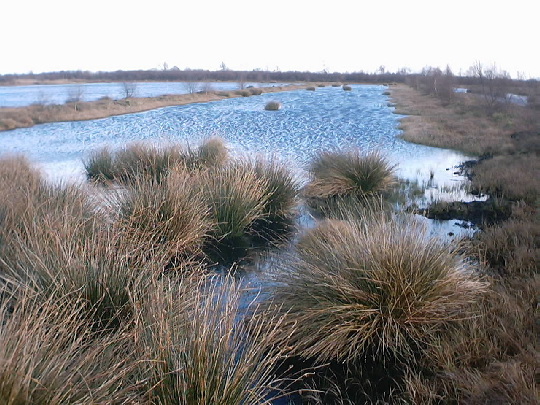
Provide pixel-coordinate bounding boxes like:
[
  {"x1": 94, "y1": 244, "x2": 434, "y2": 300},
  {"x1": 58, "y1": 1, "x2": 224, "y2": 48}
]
[{"x1": 388, "y1": 64, "x2": 539, "y2": 403}]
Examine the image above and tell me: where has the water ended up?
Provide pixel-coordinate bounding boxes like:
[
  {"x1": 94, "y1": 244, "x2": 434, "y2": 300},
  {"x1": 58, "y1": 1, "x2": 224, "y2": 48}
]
[
  {"x1": 0, "y1": 84, "x2": 472, "y2": 183},
  {"x1": 0, "y1": 81, "x2": 293, "y2": 107},
  {"x1": 0, "y1": 85, "x2": 479, "y2": 238}
]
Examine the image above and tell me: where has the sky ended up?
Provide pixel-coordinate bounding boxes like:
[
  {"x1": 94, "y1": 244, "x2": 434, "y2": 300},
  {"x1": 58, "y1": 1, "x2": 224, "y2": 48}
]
[{"x1": 1, "y1": 0, "x2": 538, "y2": 78}]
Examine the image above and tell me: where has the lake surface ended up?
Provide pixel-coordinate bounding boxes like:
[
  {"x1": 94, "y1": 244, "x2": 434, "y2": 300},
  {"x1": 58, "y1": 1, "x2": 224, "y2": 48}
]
[
  {"x1": 0, "y1": 81, "x2": 294, "y2": 107},
  {"x1": 0, "y1": 84, "x2": 478, "y2": 236}
]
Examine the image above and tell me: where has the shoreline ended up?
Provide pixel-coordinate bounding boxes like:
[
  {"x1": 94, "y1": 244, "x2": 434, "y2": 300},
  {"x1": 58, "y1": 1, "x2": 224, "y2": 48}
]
[{"x1": 0, "y1": 84, "x2": 311, "y2": 131}]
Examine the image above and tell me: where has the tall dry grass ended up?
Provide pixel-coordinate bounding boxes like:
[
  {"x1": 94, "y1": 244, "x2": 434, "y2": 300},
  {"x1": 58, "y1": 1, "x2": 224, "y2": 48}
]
[
  {"x1": 265, "y1": 211, "x2": 486, "y2": 365},
  {"x1": 132, "y1": 275, "x2": 296, "y2": 404},
  {"x1": 403, "y1": 276, "x2": 539, "y2": 403},
  {"x1": 471, "y1": 154, "x2": 540, "y2": 204},
  {"x1": 0, "y1": 288, "x2": 138, "y2": 404},
  {"x1": 304, "y1": 150, "x2": 396, "y2": 200}
]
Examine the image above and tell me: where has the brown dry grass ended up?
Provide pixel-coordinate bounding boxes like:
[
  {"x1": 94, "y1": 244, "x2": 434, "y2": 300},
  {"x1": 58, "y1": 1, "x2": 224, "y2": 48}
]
[
  {"x1": 391, "y1": 84, "x2": 540, "y2": 156},
  {"x1": 471, "y1": 154, "x2": 540, "y2": 203},
  {"x1": 0, "y1": 84, "x2": 310, "y2": 131},
  {"x1": 390, "y1": 82, "x2": 540, "y2": 404}
]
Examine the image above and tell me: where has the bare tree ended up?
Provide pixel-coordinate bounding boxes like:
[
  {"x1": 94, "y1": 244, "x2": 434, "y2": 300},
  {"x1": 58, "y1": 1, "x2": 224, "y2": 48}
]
[
  {"x1": 470, "y1": 61, "x2": 511, "y2": 111},
  {"x1": 200, "y1": 81, "x2": 214, "y2": 94},
  {"x1": 238, "y1": 72, "x2": 247, "y2": 90},
  {"x1": 66, "y1": 85, "x2": 85, "y2": 103},
  {"x1": 184, "y1": 81, "x2": 199, "y2": 94},
  {"x1": 121, "y1": 82, "x2": 137, "y2": 99}
]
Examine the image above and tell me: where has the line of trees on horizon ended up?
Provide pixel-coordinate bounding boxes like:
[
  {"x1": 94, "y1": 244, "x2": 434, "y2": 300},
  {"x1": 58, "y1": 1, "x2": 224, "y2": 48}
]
[{"x1": 0, "y1": 68, "x2": 407, "y2": 85}]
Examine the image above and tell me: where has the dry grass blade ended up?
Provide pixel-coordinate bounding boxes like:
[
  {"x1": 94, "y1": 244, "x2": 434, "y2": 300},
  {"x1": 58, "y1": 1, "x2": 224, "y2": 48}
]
[
  {"x1": 0, "y1": 288, "x2": 139, "y2": 404},
  {"x1": 133, "y1": 275, "x2": 295, "y2": 404}
]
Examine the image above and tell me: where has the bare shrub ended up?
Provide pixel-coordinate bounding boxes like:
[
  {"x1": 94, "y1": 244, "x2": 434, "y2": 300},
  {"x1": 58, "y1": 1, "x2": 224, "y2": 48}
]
[{"x1": 120, "y1": 81, "x2": 137, "y2": 98}]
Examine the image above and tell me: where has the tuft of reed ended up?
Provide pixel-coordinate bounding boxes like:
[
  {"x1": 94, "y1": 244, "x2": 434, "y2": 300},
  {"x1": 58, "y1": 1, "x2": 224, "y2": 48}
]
[
  {"x1": 116, "y1": 167, "x2": 214, "y2": 265},
  {"x1": 264, "y1": 101, "x2": 282, "y2": 111},
  {"x1": 196, "y1": 164, "x2": 270, "y2": 260},
  {"x1": 0, "y1": 288, "x2": 139, "y2": 404},
  {"x1": 265, "y1": 211, "x2": 487, "y2": 364},
  {"x1": 306, "y1": 86, "x2": 316, "y2": 91},
  {"x1": 342, "y1": 85, "x2": 352, "y2": 91},
  {"x1": 304, "y1": 149, "x2": 397, "y2": 204},
  {"x1": 132, "y1": 275, "x2": 295, "y2": 405},
  {"x1": 193, "y1": 136, "x2": 229, "y2": 169}
]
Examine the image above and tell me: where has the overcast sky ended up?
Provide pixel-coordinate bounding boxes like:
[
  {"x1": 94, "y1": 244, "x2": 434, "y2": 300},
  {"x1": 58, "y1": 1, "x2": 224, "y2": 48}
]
[{"x1": 1, "y1": 0, "x2": 538, "y2": 78}]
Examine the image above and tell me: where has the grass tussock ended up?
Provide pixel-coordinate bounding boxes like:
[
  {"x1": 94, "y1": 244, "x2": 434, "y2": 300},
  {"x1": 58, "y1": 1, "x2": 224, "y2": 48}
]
[
  {"x1": 342, "y1": 85, "x2": 352, "y2": 91},
  {"x1": 265, "y1": 212, "x2": 486, "y2": 365},
  {"x1": 85, "y1": 137, "x2": 229, "y2": 184},
  {"x1": 116, "y1": 168, "x2": 214, "y2": 264},
  {"x1": 85, "y1": 142, "x2": 185, "y2": 184},
  {"x1": 240, "y1": 157, "x2": 300, "y2": 242},
  {"x1": 264, "y1": 100, "x2": 282, "y2": 111},
  {"x1": 196, "y1": 163, "x2": 270, "y2": 259},
  {"x1": 133, "y1": 275, "x2": 295, "y2": 404},
  {"x1": 194, "y1": 136, "x2": 229, "y2": 168},
  {"x1": 0, "y1": 289, "x2": 138, "y2": 404},
  {"x1": 304, "y1": 150, "x2": 396, "y2": 206}
]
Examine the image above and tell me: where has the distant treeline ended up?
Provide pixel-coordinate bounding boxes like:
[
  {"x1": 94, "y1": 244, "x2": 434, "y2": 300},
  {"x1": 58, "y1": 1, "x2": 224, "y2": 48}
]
[{"x1": 0, "y1": 69, "x2": 407, "y2": 85}]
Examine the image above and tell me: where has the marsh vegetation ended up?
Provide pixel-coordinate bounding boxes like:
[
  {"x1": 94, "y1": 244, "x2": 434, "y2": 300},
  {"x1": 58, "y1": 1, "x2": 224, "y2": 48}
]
[{"x1": 0, "y1": 74, "x2": 538, "y2": 403}]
